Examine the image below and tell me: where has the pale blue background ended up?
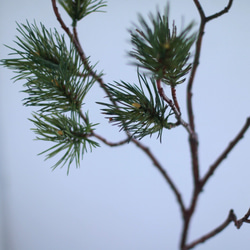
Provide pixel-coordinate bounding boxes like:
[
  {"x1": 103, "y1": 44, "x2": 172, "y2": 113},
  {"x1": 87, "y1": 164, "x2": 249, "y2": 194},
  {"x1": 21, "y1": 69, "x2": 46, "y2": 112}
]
[{"x1": 1, "y1": 1, "x2": 250, "y2": 250}]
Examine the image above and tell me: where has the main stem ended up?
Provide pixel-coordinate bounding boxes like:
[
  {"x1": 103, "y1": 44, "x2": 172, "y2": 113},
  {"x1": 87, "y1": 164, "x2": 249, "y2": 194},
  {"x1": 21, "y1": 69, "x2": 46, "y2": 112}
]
[
  {"x1": 181, "y1": 0, "x2": 234, "y2": 248},
  {"x1": 180, "y1": 9, "x2": 206, "y2": 250}
]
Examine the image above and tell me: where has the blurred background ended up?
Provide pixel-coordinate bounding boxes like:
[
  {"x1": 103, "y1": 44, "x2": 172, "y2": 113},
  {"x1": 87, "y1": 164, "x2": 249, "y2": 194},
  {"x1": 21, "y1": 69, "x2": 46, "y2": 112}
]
[{"x1": 1, "y1": 0, "x2": 250, "y2": 249}]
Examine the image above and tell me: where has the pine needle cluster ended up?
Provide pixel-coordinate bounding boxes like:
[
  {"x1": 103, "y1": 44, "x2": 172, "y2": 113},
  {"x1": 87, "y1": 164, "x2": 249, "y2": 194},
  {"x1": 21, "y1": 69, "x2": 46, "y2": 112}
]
[
  {"x1": 98, "y1": 71, "x2": 174, "y2": 140},
  {"x1": 3, "y1": 21, "x2": 96, "y2": 113},
  {"x1": 30, "y1": 113, "x2": 98, "y2": 174},
  {"x1": 58, "y1": 0, "x2": 107, "y2": 26},
  {"x1": 129, "y1": 6, "x2": 196, "y2": 86}
]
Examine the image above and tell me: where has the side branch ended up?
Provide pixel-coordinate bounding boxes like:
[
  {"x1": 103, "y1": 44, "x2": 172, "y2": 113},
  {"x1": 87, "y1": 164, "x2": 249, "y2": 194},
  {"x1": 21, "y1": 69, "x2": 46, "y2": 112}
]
[
  {"x1": 92, "y1": 132, "x2": 130, "y2": 146},
  {"x1": 156, "y1": 79, "x2": 195, "y2": 138},
  {"x1": 206, "y1": 0, "x2": 234, "y2": 22},
  {"x1": 185, "y1": 208, "x2": 250, "y2": 249},
  {"x1": 132, "y1": 138, "x2": 186, "y2": 215},
  {"x1": 201, "y1": 117, "x2": 250, "y2": 187},
  {"x1": 234, "y1": 208, "x2": 250, "y2": 229},
  {"x1": 171, "y1": 86, "x2": 181, "y2": 113},
  {"x1": 184, "y1": 210, "x2": 235, "y2": 249},
  {"x1": 51, "y1": 0, "x2": 74, "y2": 40}
]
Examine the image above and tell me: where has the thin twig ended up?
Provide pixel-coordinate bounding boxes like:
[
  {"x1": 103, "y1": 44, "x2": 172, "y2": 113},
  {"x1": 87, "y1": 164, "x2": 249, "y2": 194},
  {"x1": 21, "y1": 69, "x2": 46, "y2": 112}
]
[
  {"x1": 171, "y1": 86, "x2": 181, "y2": 113},
  {"x1": 233, "y1": 208, "x2": 250, "y2": 229},
  {"x1": 192, "y1": 0, "x2": 205, "y2": 19},
  {"x1": 51, "y1": 0, "x2": 74, "y2": 40},
  {"x1": 184, "y1": 210, "x2": 236, "y2": 249},
  {"x1": 206, "y1": 0, "x2": 234, "y2": 22},
  {"x1": 184, "y1": 208, "x2": 250, "y2": 249},
  {"x1": 79, "y1": 109, "x2": 130, "y2": 146},
  {"x1": 92, "y1": 132, "x2": 130, "y2": 146},
  {"x1": 131, "y1": 137, "x2": 186, "y2": 215},
  {"x1": 201, "y1": 117, "x2": 250, "y2": 188},
  {"x1": 156, "y1": 79, "x2": 195, "y2": 137}
]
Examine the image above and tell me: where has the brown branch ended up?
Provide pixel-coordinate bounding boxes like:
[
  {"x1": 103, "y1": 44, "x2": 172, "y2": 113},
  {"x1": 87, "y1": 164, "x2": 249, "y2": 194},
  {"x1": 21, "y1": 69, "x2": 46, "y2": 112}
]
[
  {"x1": 233, "y1": 208, "x2": 250, "y2": 229},
  {"x1": 171, "y1": 86, "x2": 181, "y2": 113},
  {"x1": 184, "y1": 210, "x2": 236, "y2": 249},
  {"x1": 201, "y1": 117, "x2": 250, "y2": 188},
  {"x1": 79, "y1": 108, "x2": 129, "y2": 146},
  {"x1": 186, "y1": 19, "x2": 205, "y2": 132},
  {"x1": 131, "y1": 137, "x2": 186, "y2": 215},
  {"x1": 180, "y1": 187, "x2": 200, "y2": 249},
  {"x1": 92, "y1": 132, "x2": 130, "y2": 147},
  {"x1": 51, "y1": 0, "x2": 74, "y2": 40},
  {"x1": 180, "y1": 1, "x2": 235, "y2": 248},
  {"x1": 193, "y1": 0, "x2": 205, "y2": 19},
  {"x1": 156, "y1": 79, "x2": 195, "y2": 137},
  {"x1": 206, "y1": 0, "x2": 234, "y2": 22},
  {"x1": 184, "y1": 208, "x2": 250, "y2": 249}
]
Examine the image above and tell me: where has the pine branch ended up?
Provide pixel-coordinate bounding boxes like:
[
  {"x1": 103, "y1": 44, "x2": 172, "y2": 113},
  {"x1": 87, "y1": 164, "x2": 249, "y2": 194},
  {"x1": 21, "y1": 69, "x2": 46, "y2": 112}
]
[
  {"x1": 1, "y1": 2, "x2": 249, "y2": 249},
  {"x1": 0, "y1": 20, "x2": 101, "y2": 172}
]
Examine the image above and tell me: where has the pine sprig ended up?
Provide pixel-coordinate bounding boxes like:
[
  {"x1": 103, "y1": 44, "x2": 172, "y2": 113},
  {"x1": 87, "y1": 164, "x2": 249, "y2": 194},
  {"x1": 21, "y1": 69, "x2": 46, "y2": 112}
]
[
  {"x1": 0, "y1": 21, "x2": 100, "y2": 172},
  {"x1": 58, "y1": 0, "x2": 107, "y2": 26},
  {"x1": 98, "y1": 71, "x2": 174, "y2": 140},
  {"x1": 30, "y1": 112, "x2": 99, "y2": 174},
  {"x1": 129, "y1": 6, "x2": 196, "y2": 86},
  {"x1": 1, "y1": 21, "x2": 96, "y2": 113}
]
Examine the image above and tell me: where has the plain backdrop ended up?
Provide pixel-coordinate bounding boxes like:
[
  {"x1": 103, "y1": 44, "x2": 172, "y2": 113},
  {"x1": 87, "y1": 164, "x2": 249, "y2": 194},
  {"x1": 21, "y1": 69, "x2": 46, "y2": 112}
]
[{"x1": 1, "y1": 1, "x2": 250, "y2": 250}]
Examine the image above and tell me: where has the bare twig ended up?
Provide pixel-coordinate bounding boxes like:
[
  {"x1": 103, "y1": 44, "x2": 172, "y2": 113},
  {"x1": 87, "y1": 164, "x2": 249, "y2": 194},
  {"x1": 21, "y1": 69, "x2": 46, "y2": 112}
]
[
  {"x1": 79, "y1": 109, "x2": 130, "y2": 146},
  {"x1": 233, "y1": 208, "x2": 250, "y2": 229},
  {"x1": 201, "y1": 117, "x2": 250, "y2": 188},
  {"x1": 171, "y1": 86, "x2": 181, "y2": 113},
  {"x1": 156, "y1": 79, "x2": 195, "y2": 137},
  {"x1": 192, "y1": 0, "x2": 205, "y2": 19},
  {"x1": 184, "y1": 210, "x2": 236, "y2": 249},
  {"x1": 206, "y1": 0, "x2": 234, "y2": 22},
  {"x1": 131, "y1": 137, "x2": 186, "y2": 215},
  {"x1": 51, "y1": 0, "x2": 74, "y2": 39},
  {"x1": 184, "y1": 208, "x2": 250, "y2": 249},
  {"x1": 92, "y1": 132, "x2": 130, "y2": 146}
]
